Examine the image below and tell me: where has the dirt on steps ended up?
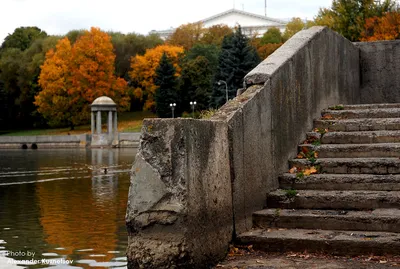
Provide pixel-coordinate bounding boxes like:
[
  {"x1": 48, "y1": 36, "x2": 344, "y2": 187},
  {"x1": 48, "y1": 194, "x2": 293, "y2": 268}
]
[{"x1": 215, "y1": 249, "x2": 400, "y2": 269}]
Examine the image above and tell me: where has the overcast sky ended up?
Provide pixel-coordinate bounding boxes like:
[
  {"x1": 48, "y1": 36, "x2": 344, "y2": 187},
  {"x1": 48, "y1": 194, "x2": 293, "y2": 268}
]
[{"x1": 1, "y1": 0, "x2": 332, "y2": 43}]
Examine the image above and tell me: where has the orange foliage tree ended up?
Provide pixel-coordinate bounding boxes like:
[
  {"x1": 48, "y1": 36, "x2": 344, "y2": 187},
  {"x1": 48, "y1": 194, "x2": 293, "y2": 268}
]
[
  {"x1": 129, "y1": 45, "x2": 184, "y2": 111},
  {"x1": 256, "y1": 43, "x2": 283, "y2": 60},
  {"x1": 361, "y1": 12, "x2": 400, "y2": 41},
  {"x1": 35, "y1": 27, "x2": 129, "y2": 129},
  {"x1": 250, "y1": 37, "x2": 282, "y2": 60},
  {"x1": 167, "y1": 22, "x2": 203, "y2": 51}
]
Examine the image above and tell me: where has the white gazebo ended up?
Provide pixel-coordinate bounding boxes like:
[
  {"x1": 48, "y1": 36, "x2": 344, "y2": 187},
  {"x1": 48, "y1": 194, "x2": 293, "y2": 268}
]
[{"x1": 90, "y1": 96, "x2": 118, "y2": 147}]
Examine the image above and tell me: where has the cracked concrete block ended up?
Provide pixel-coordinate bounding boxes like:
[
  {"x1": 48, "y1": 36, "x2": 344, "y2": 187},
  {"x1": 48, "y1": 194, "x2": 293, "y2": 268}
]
[{"x1": 126, "y1": 119, "x2": 232, "y2": 269}]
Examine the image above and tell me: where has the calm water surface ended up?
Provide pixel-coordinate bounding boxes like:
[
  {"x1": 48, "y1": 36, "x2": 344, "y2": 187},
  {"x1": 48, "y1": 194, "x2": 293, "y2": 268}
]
[{"x1": 0, "y1": 148, "x2": 137, "y2": 269}]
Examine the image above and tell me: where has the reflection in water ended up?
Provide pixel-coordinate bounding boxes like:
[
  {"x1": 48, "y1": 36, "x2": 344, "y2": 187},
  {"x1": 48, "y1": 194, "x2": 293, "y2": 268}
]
[{"x1": 0, "y1": 148, "x2": 136, "y2": 268}]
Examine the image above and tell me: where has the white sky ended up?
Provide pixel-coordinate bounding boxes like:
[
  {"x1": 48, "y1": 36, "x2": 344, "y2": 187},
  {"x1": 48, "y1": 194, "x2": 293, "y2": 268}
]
[{"x1": 0, "y1": 0, "x2": 332, "y2": 43}]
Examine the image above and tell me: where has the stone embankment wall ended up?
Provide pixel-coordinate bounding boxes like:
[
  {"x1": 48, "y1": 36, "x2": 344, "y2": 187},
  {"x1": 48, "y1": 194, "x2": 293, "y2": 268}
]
[
  {"x1": 118, "y1": 132, "x2": 141, "y2": 148},
  {"x1": 213, "y1": 26, "x2": 360, "y2": 234},
  {"x1": 0, "y1": 133, "x2": 140, "y2": 149},
  {"x1": 354, "y1": 40, "x2": 400, "y2": 103},
  {"x1": 126, "y1": 26, "x2": 361, "y2": 268},
  {"x1": 0, "y1": 134, "x2": 89, "y2": 149}
]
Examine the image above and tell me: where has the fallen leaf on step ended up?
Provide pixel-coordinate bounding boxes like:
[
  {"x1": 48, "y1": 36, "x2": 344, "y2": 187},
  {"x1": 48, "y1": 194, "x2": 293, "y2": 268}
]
[
  {"x1": 289, "y1": 167, "x2": 298, "y2": 174},
  {"x1": 303, "y1": 166, "x2": 317, "y2": 176}
]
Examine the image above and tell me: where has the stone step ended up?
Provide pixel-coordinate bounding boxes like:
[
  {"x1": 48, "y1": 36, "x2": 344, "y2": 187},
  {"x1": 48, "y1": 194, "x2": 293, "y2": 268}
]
[
  {"x1": 253, "y1": 208, "x2": 400, "y2": 233},
  {"x1": 298, "y1": 143, "x2": 400, "y2": 158},
  {"x1": 321, "y1": 108, "x2": 400, "y2": 119},
  {"x1": 318, "y1": 130, "x2": 400, "y2": 144},
  {"x1": 279, "y1": 173, "x2": 400, "y2": 191},
  {"x1": 341, "y1": 103, "x2": 400, "y2": 110},
  {"x1": 267, "y1": 189, "x2": 400, "y2": 210},
  {"x1": 237, "y1": 228, "x2": 400, "y2": 256},
  {"x1": 290, "y1": 158, "x2": 400, "y2": 174},
  {"x1": 314, "y1": 118, "x2": 400, "y2": 132}
]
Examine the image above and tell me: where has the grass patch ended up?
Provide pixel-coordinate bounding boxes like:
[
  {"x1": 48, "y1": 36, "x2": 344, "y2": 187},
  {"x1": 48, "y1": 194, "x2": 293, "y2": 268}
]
[
  {"x1": 285, "y1": 189, "x2": 298, "y2": 199},
  {"x1": 329, "y1": 104, "x2": 344, "y2": 110}
]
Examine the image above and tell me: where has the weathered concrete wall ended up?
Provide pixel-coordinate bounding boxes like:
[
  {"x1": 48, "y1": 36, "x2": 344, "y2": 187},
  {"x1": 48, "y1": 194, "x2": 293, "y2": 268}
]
[
  {"x1": 126, "y1": 26, "x2": 361, "y2": 268},
  {"x1": 0, "y1": 134, "x2": 89, "y2": 148},
  {"x1": 126, "y1": 119, "x2": 232, "y2": 268},
  {"x1": 354, "y1": 40, "x2": 400, "y2": 103},
  {"x1": 212, "y1": 26, "x2": 360, "y2": 234}
]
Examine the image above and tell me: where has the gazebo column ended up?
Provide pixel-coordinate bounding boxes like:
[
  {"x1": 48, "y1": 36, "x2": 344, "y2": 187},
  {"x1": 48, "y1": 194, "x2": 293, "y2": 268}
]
[
  {"x1": 114, "y1": 111, "x2": 118, "y2": 134},
  {"x1": 91, "y1": 112, "x2": 95, "y2": 134},
  {"x1": 108, "y1": 111, "x2": 113, "y2": 134},
  {"x1": 96, "y1": 111, "x2": 102, "y2": 134}
]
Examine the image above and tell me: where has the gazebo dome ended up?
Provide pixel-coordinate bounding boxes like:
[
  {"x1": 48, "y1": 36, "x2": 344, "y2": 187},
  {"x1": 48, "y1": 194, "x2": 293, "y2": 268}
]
[
  {"x1": 91, "y1": 96, "x2": 117, "y2": 112},
  {"x1": 92, "y1": 96, "x2": 116, "y2": 106}
]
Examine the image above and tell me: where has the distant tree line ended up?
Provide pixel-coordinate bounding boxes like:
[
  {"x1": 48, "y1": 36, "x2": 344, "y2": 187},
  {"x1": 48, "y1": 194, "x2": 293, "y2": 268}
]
[{"x1": 0, "y1": 0, "x2": 399, "y2": 129}]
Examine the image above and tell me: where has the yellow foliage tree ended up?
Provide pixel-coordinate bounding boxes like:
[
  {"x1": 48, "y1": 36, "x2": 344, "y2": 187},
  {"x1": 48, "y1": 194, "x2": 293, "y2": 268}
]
[
  {"x1": 129, "y1": 45, "x2": 184, "y2": 111},
  {"x1": 36, "y1": 27, "x2": 129, "y2": 129},
  {"x1": 35, "y1": 37, "x2": 74, "y2": 128}
]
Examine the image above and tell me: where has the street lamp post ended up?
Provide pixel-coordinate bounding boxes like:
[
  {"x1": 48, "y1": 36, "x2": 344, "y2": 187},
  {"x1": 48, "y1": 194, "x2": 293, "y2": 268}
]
[
  {"x1": 169, "y1": 103, "x2": 176, "y2": 118},
  {"x1": 218, "y1": 80, "x2": 228, "y2": 103},
  {"x1": 190, "y1": 101, "x2": 197, "y2": 118}
]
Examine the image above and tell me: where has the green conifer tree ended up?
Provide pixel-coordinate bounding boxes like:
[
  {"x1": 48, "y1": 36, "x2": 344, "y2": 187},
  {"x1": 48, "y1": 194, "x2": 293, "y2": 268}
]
[
  {"x1": 211, "y1": 26, "x2": 260, "y2": 108},
  {"x1": 154, "y1": 53, "x2": 178, "y2": 118}
]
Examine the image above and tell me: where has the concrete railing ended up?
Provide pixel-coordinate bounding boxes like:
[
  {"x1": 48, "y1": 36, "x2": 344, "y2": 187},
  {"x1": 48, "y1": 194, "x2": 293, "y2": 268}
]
[
  {"x1": 355, "y1": 40, "x2": 400, "y2": 103},
  {"x1": 126, "y1": 26, "x2": 361, "y2": 268}
]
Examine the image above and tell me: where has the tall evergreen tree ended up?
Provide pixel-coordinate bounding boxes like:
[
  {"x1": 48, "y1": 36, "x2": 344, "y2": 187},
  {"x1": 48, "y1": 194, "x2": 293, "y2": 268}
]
[
  {"x1": 211, "y1": 26, "x2": 260, "y2": 108},
  {"x1": 154, "y1": 53, "x2": 178, "y2": 118}
]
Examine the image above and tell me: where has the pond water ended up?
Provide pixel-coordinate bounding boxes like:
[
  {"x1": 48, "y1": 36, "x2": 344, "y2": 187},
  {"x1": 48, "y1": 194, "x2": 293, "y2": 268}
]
[{"x1": 0, "y1": 148, "x2": 137, "y2": 269}]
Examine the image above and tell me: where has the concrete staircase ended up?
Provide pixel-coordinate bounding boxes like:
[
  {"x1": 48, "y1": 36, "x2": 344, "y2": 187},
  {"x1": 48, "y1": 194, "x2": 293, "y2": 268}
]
[{"x1": 238, "y1": 104, "x2": 400, "y2": 256}]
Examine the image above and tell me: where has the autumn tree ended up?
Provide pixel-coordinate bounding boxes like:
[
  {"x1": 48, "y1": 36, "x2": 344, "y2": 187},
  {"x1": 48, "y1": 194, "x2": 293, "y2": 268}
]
[
  {"x1": 257, "y1": 43, "x2": 283, "y2": 60},
  {"x1": 200, "y1": 24, "x2": 233, "y2": 46},
  {"x1": 167, "y1": 22, "x2": 203, "y2": 51},
  {"x1": 154, "y1": 53, "x2": 179, "y2": 118},
  {"x1": 129, "y1": 45, "x2": 184, "y2": 111},
  {"x1": 361, "y1": 11, "x2": 400, "y2": 41},
  {"x1": 314, "y1": 0, "x2": 396, "y2": 41},
  {"x1": 35, "y1": 38, "x2": 73, "y2": 127},
  {"x1": 35, "y1": 27, "x2": 129, "y2": 129},
  {"x1": 211, "y1": 26, "x2": 260, "y2": 108}
]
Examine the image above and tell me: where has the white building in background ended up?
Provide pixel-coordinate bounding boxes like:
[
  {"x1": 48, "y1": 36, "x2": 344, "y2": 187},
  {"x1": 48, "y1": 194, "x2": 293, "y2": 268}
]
[{"x1": 150, "y1": 9, "x2": 287, "y2": 40}]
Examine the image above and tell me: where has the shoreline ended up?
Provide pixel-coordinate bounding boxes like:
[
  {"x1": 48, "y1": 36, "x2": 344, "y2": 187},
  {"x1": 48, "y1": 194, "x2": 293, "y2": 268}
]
[{"x1": 0, "y1": 132, "x2": 140, "y2": 149}]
